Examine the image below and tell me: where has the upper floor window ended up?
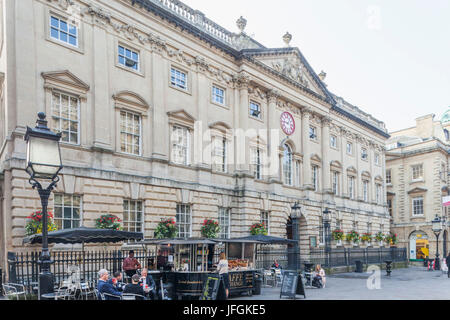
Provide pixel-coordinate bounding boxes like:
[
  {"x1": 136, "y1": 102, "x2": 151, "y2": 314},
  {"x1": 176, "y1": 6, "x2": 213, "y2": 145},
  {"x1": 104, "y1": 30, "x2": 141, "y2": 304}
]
[
  {"x1": 261, "y1": 211, "x2": 270, "y2": 235},
  {"x1": 330, "y1": 135, "x2": 337, "y2": 149},
  {"x1": 346, "y1": 142, "x2": 353, "y2": 155},
  {"x1": 212, "y1": 137, "x2": 227, "y2": 173},
  {"x1": 218, "y1": 207, "x2": 231, "y2": 239},
  {"x1": 123, "y1": 200, "x2": 143, "y2": 232},
  {"x1": 332, "y1": 171, "x2": 339, "y2": 195},
  {"x1": 53, "y1": 194, "x2": 81, "y2": 229},
  {"x1": 348, "y1": 176, "x2": 355, "y2": 199},
  {"x1": 118, "y1": 45, "x2": 139, "y2": 71},
  {"x1": 363, "y1": 180, "x2": 369, "y2": 202},
  {"x1": 283, "y1": 144, "x2": 293, "y2": 186},
  {"x1": 361, "y1": 148, "x2": 368, "y2": 161},
  {"x1": 171, "y1": 67, "x2": 188, "y2": 91},
  {"x1": 375, "y1": 153, "x2": 380, "y2": 165},
  {"x1": 176, "y1": 204, "x2": 192, "y2": 238},
  {"x1": 171, "y1": 126, "x2": 190, "y2": 165},
  {"x1": 412, "y1": 164, "x2": 423, "y2": 180},
  {"x1": 387, "y1": 199, "x2": 393, "y2": 217},
  {"x1": 386, "y1": 169, "x2": 392, "y2": 184},
  {"x1": 249, "y1": 101, "x2": 261, "y2": 119},
  {"x1": 120, "y1": 111, "x2": 141, "y2": 155},
  {"x1": 51, "y1": 92, "x2": 79, "y2": 145},
  {"x1": 309, "y1": 126, "x2": 317, "y2": 140},
  {"x1": 312, "y1": 165, "x2": 319, "y2": 191},
  {"x1": 212, "y1": 86, "x2": 225, "y2": 105},
  {"x1": 50, "y1": 16, "x2": 78, "y2": 47},
  {"x1": 412, "y1": 197, "x2": 424, "y2": 216},
  {"x1": 251, "y1": 148, "x2": 262, "y2": 180}
]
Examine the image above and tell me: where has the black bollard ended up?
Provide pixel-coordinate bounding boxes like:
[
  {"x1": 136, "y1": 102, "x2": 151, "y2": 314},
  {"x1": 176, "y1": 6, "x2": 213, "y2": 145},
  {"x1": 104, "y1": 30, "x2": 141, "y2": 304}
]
[{"x1": 385, "y1": 260, "x2": 393, "y2": 276}]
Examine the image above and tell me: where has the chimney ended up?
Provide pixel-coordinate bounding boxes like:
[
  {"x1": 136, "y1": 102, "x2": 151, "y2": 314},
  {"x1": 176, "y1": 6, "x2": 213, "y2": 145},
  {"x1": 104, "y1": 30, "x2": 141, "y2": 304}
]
[{"x1": 415, "y1": 114, "x2": 435, "y2": 139}]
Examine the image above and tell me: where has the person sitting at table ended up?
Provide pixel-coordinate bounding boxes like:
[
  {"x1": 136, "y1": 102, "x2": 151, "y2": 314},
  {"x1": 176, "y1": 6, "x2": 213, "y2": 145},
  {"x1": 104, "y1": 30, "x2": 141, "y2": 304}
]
[
  {"x1": 140, "y1": 268, "x2": 156, "y2": 300},
  {"x1": 123, "y1": 274, "x2": 146, "y2": 300},
  {"x1": 97, "y1": 269, "x2": 122, "y2": 300},
  {"x1": 123, "y1": 250, "x2": 142, "y2": 278},
  {"x1": 272, "y1": 260, "x2": 282, "y2": 269},
  {"x1": 108, "y1": 271, "x2": 125, "y2": 291}
]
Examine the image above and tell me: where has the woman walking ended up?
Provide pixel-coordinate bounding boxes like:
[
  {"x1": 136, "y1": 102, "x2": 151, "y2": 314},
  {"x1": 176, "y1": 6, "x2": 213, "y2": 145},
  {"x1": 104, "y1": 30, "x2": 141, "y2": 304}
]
[{"x1": 217, "y1": 252, "x2": 230, "y2": 299}]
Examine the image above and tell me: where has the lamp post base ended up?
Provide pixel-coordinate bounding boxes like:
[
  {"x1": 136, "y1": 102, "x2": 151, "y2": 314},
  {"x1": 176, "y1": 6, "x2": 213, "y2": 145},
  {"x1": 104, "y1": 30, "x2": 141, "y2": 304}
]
[
  {"x1": 435, "y1": 254, "x2": 441, "y2": 271},
  {"x1": 38, "y1": 271, "x2": 54, "y2": 300}
]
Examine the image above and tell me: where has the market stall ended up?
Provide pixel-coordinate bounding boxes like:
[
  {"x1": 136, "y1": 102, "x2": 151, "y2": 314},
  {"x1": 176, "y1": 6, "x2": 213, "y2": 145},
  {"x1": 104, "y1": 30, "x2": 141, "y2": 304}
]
[{"x1": 134, "y1": 238, "x2": 262, "y2": 299}]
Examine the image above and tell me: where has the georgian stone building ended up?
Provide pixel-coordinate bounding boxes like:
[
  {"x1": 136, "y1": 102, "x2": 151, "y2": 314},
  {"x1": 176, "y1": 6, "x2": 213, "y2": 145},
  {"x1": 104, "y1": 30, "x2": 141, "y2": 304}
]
[
  {"x1": 386, "y1": 113, "x2": 450, "y2": 261},
  {"x1": 0, "y1": 0, "x2": 390, "y2": 270}
]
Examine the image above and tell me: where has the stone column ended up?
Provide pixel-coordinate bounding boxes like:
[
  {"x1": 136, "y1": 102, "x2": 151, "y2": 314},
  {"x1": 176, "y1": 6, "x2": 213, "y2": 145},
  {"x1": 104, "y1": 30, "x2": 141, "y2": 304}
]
[
  {"x1": 302, "y1": 107, "x2": 313, "y2": 190},
  {"x1": 235, "y1": 72, "x2": 250, "y2": 173},
  {"x1": 340, "y1": 127, "x2": 348, "y2": 197},
  {"x1": 267, "y1": 90, "x2": 280, "y2": 181},
  {"x1": 322, "y1": 116, "x2": 332, "y2": 194}
]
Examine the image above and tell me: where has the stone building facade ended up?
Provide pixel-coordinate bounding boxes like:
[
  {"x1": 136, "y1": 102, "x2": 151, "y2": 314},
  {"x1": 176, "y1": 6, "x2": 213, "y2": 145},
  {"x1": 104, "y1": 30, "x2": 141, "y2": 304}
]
[
  {"x1": 0, "y1": 0, "x2": 390, "y2": 270},
  {"x1": 386, "y1": 113, "x2": 450, "y2": 261}
]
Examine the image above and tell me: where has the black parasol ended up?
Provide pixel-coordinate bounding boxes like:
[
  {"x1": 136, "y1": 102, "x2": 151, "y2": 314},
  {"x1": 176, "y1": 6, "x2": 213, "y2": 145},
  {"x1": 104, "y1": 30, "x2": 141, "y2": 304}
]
[{"x1": 231, "y1": 234, "x2": 297, "y2": 245}]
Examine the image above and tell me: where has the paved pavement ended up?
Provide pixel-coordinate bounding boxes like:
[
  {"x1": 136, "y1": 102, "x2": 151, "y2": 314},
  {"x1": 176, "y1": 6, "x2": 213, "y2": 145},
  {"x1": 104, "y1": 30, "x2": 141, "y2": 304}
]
[{"x1": 231, "y1": 266, "x2": 450, "y2": 300}]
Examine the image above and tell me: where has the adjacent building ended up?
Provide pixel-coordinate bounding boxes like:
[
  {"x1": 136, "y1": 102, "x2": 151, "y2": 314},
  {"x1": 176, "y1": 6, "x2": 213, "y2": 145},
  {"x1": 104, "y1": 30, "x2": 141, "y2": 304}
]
[
  {"x1": 0, "y1": 0, "x2": 390, "y2": 271},
  {"x1": 386, "y1": 113, "x2": 450, "y2": 262}
]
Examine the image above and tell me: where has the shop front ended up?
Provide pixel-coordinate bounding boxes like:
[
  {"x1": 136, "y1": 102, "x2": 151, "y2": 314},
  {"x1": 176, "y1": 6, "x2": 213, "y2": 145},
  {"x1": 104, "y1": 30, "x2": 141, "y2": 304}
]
[{"x1": 409, "y1": 231, "x2": 429, "y2": 261}]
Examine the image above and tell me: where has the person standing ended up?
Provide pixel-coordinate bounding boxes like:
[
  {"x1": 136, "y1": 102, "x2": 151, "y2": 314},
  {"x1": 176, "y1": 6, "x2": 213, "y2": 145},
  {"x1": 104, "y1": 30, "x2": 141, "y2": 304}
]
[
  {"x1": 446, "y1": 253, "x2": 450, "y2": 278},
  {"x1": 217, "y1": 252, "x2": 230, "y2": 299},
  {"x1": 123, "y1": 250, "x2": 142, "y2": 278}
]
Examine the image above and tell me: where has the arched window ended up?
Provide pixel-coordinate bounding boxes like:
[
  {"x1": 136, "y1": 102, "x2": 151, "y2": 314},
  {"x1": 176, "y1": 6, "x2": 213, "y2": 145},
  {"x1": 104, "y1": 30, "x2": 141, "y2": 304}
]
[{"x1": 283, "y1": 144, "x2": 293, "y2": 186}]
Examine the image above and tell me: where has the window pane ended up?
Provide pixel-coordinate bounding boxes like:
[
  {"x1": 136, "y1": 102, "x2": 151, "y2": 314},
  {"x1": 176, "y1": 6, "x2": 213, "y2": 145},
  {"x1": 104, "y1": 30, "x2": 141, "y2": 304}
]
[
  {"x1": 51, "y1": 28, "x2": 59, "y2": 39},
  {"x1": 59, "y1": 20, "x2": 68, "y2": 32},
  {"x1": 64, "y1": 207, "x2": 72, "y2": 219},
  {"x1": 60, "y1": 32, "x2": 67, "y2": 42},
  {"x1": 51, "y1": 17, "x2": 59, "y2": 28},
  {"x1": 63, "y1": 219, "x2": 71, "y2": 229}
]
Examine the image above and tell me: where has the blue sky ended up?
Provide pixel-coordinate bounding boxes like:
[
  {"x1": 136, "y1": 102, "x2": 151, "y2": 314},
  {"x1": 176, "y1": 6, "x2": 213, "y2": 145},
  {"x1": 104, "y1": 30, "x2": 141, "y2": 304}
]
[{"x1": 182, "y1": 0, "x2": 450, "y2": 132}]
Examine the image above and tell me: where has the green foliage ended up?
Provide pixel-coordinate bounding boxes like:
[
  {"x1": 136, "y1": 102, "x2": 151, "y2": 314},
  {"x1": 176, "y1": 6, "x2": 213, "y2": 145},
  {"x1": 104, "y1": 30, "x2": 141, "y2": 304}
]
[
  {"x1": 250, "y1": 223, "x2": 268, "y2": 236},
  {"x1": 95, "y1": 214, "x2": 122, "y2": 230},
  {"x1": 201, "y1": 219, "x2": 220, "y2": 238},
  {"x1": 25, "y1": 210, "x2": 58, "y2": 236},
  {"x1": 154, "y1": 218, "x2": 177, "y2": 239}
]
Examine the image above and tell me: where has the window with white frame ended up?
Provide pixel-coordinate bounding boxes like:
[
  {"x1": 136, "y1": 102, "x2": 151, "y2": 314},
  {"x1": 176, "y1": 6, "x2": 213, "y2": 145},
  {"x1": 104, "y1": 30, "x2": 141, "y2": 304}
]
[
  {"x1": 412, "y1": 164, "x2": 423, "y2": 180},
  {"x1": 387, "y1": 199, "x2": 393, "y2": 217},
  {"x1": 375, "y1": 153, "x2": 380, "y2": 165},
  {"x1": 386, "y1": 169, "x2": 392, "y2": 184},
  {"x1": 361, "y1": 148, "x2": 368, "y2": 160},
  {"x1": 118, "y1": 45, "x2": 139, "y2": 71},
  {"x1": 218, "y1": 207, "x2": 230, "y2": 239},
  {"x1": 212, "y1": 136, "x2": 227, "y2": 173},
  {"x1": 309, "y1": 126, "x2": 317, "y2": 140},
  {"x1": 376, "y1": 184, "x2": 382, "y2": 204},
  {"x1": 261, "y1": 211, "x2": 270, "y2": 234},
  {"x1": 330, "y1": 135, "x2": 337, "y2": 148},
  {"x1": 363, "y1": 180, "x2": 369, "y2": 202},
  {"x1": 212, "y1": 86, "x2": 225, "y2": 105},
  {"x1": 332, "y1": 171, "x2": 339, "y2": 195},
  {"x1": 346, "y1": 142, "x2": 353, "y2": 155},
  {"x1": 53, "y1": 194, "x2": 81, "y2": 230},
  {"x1": 295, "y1": 161, "x2": 301, "y2": 187},
  {"x1": 283, "y1": 144, "x2": 293, "y2": 186},
  {"x1": 312, "y1": 165, "x2": 319, "y2": 191},
  {"x1": 176, "y1": 204, "x2": 191, "y2": 238},
  {"x1": 51, "y1": 91, "x2": 80, "y2": 144},
  {"x1": 348, "y1": 176, "x2": 355, "y2": 199},
  {"x1": 249, "y1": 101, "x2": 261, "y2": 119},
  {"x1": 170, "y1": 67, "x2": 188, "y2": 90},
  {"x1": 123, "y1": 200, "x2": 143, "y2": 232},
  {"x1": 412, "y1": 197, "x2": 424, "y2": 216},
  {"x1": 120, "y1": 110, "x2": 141, "y2": 155},
  {"x1": 171, "y1": 126, "x2": 190, "y2": 165},
  {"x1": 50, "y1": 16, "x2": 78, "y2": 47},
  {"x1": 251, "y1": 148, "x2": 262, "y2": 180}
]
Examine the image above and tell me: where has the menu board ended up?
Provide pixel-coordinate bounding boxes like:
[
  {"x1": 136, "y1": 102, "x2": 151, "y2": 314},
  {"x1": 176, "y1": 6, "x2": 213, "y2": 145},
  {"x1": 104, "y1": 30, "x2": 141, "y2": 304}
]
[
  {"x1": 280, "y1": 271, "x2": 305, "y2": 299},
  {"x1": 200, "y1": 275, "x2": 221, "y2": 300}
]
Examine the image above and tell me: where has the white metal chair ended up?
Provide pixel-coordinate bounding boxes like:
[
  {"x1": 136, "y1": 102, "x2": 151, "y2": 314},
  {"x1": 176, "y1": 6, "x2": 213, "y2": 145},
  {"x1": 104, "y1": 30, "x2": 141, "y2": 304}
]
[
  {"x1": 78, "y1": 282, "x2": 95, "y2": 300},
  {"x1": 102, "y1": 292, "x2": 122, "y2": 300},
  {"x1": 2, "y1": 283, "x2": 27, "y2": 300},
  {"x1": 263, "y1": 270, "x2": 276, "y2": 287},
  {"x1": 274, "y1": 269, "x2": 283, "y2": 287}
]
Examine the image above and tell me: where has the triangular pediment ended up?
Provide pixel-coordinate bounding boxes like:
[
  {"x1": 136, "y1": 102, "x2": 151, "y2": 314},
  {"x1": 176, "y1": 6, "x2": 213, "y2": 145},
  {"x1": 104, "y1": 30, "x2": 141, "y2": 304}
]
[
  {"x1": 408, "y1": 187, "x2": 427, "y2": 194},
  {"x1": 242, "y1": 48, "x2": 329, "y2": 100},
  {"x1": 113, "y1": 91, "x2": 149, "y2": 109},
  {"x1": 41, "y1": 70, "x2": 90, "y2": 92}
]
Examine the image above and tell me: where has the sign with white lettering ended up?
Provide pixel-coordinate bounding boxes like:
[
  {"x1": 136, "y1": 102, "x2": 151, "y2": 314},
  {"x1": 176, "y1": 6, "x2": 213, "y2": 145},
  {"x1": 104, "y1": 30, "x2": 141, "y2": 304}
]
[{"x1": 279, "y1": 270, "x2": 305, "y2": 300}]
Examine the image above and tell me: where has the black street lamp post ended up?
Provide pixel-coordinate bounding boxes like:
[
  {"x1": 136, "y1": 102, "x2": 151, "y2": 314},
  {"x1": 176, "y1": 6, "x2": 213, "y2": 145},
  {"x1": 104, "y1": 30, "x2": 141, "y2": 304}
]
[
  {"x1": 290, "y1": 202, "x2": 302, "y2": 271},
  {"x1": 431, "y1": 215, "x2": 443, "y2": 271},
  {"x1": 323, "y1": 208, "x2": 331, "y2": 267},
  {"x1": 24, "y1": 113, "x2": 62, "y2": 299}
]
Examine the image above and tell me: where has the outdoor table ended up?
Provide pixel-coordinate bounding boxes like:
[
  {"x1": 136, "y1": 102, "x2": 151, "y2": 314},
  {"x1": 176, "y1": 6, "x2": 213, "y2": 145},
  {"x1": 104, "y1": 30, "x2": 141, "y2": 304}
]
[{"x1": 41, "y1": 291, "x2": 71, "y2": 300}]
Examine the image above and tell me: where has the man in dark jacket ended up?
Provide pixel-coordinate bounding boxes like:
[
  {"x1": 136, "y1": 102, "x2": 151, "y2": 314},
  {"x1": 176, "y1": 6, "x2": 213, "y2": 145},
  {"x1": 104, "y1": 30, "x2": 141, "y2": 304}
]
[
  {"x1": 123, "y1": 274, "x2": 146, "y2": 300},
  {"x1": 446, "y1": 253, "x2": 450, "y2": 278},
  {"x1": 97, "y1": 269, "x2": 122, "y2": 300},
  {"x1": 140, "y1": 268, "x2": 157, "y2": 300}
]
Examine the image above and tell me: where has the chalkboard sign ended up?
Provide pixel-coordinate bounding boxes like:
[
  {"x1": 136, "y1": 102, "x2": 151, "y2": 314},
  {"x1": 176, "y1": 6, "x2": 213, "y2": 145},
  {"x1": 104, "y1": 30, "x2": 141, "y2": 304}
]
[
  {"x1": 200, "y1": 275, "x2": 221, "y2": 300},
  {"x1": 280, "y1": 270, "x2": 306, "y2": 299}
]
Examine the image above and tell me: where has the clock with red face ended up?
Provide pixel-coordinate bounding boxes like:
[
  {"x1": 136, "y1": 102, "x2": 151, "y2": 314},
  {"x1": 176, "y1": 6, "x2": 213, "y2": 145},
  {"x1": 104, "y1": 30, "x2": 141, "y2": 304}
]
[{"x1": 280, "y1": 112, "x2": 295, "y2": 136}]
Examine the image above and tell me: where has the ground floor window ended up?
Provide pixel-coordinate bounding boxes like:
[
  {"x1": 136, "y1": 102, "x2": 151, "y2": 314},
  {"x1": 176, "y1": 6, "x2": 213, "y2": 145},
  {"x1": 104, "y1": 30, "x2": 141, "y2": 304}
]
[
  {"x1": 123, "y1": 200, "x2": 143, "y2": 232},
  {"x1": 176, "y1": 204, "x2": 191, "y2": 238},
  {"x1": 218, "y1": 207, "x2": 230, "y2": 239},
  {"x1": 53, "y1": 194, "x2": 81, "y2": 229}
]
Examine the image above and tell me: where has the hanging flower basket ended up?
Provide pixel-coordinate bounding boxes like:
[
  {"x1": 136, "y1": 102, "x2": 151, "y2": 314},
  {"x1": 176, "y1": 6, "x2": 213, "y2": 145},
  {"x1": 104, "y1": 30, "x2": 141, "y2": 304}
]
[
  {"x1": 361, "y1": 233, "x2": 372, "y2": 243},
  {"x1": 201, "y1": 219, "x2": 220, "y2": 238},
  {"x1": 95, "y1": 214, "x2": 122, "y2": 230},
  {"x1": 384, "y1": 233, "x2": 398, "y2": 246},
  {"x1": 154, "y1": 218, "x2": 177, "y2": 239},
  {"x1": 332, "y1": 229, "x2": 344, "y2": 241},
  {"x1": 375, "y1": 232, "x2": 384, "y2": 242},
  {"x1": 346, "y1": 230, "x2": 360, "y2": 244},
  {"x1": 25, "y1": 210, "x2": 58, "y2": 236},
  {"x1": 250, "y1": 223, "x2": 268, "y2": 235}
]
